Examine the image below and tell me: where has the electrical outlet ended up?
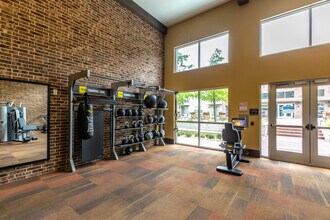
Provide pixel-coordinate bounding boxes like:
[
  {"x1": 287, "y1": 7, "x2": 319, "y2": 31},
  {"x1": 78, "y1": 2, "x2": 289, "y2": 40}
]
[{"x1": 53, "y1": 88, "x2": 58, "y2": 95}]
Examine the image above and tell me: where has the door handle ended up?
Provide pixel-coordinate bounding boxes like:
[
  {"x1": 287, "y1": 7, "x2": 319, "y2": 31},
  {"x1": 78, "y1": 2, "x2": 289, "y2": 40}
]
[{"x1": 305, "y1": 124, "x2": 316, "y2": 130}]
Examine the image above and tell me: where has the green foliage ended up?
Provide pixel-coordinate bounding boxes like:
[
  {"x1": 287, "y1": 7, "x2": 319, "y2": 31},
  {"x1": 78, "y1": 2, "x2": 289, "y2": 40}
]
[
  {"x1": 216, "y1": 133, "x2": 222, "y2": 140},
  {"x1": 177, "y1": 92, "x2": 198, "y2": 106},
  {"x1": 209, "y1": 48, "x2": 224, "y2": 66},
  {"x1": 201, "y1": 134, "x2": 206, "y2": 138},
  {"x1": 200, "y1": 89, "x2": 228, "y2": 103},
  {"x1": 177, "y1": 131, "x2": 184, "y2": 136},
  {"x1": 206, "y1": 133, "x2": 215, "y2": 139},
  {"x1": 185, "y1": 131, "x2": 193, "y2": 137},
  {"x1": 176, "y1": 52, "x2": 194, "y2": 72}
]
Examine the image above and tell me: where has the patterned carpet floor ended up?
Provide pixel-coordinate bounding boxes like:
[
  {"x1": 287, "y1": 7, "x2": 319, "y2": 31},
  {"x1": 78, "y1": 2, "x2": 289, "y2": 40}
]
[{"x1": 0, "y1": 145, "x2": 329, "y2": 219}]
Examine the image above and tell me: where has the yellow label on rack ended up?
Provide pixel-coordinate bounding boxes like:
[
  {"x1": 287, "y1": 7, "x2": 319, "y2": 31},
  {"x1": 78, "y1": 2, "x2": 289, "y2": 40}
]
[
  {"x1": 79, "y1": 86, "x2": 87, "y2": 94},
  {"x1": 156, "y1": 124, "x2": 159, "y2": 131},
  {"x1": 117, "y1": 91, "x2": 124, "y2": 98}
]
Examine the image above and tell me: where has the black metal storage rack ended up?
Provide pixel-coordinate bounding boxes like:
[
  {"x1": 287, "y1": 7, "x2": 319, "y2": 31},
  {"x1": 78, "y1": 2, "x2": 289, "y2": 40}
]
[{"x1": 67, "y1": 69, "x2": 177, "y2": 171}]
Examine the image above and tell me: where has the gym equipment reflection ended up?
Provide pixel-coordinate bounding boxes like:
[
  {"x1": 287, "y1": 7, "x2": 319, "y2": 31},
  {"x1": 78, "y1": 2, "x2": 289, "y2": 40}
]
[{"x1": 0, "y1": 79, "x2": 49, "y2": 169}]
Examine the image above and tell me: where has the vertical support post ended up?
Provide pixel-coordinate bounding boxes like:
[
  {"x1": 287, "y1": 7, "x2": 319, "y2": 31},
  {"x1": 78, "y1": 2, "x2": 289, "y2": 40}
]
[
  {"x1": 112, "y1": 89, "x2": 119, "y2": 160},
  {"x1": 67, "y1": 78, "x2": 76, "y2": 172}
]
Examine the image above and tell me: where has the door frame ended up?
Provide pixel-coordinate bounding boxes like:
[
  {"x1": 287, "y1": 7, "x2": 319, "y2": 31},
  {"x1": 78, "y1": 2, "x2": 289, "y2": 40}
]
[{"x1": 268, "y1": 82, "x2": 310, "y2": 165}]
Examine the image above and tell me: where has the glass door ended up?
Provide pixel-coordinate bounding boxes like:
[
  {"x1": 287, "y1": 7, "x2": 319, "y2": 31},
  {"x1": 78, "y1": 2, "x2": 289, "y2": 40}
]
[
  {"x1": 269, "y1": 83, "x2": 310, "y2": 165},
  {"x1": 310, "y1": 82, "x2": 330, "y2": 168}
]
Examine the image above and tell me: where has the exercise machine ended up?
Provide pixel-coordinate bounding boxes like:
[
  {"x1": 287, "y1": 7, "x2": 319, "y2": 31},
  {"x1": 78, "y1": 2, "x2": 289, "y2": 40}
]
[
  {"x1": 216, "y1": 118, "x2": 249, "y2": 176},
  {"x1": 0, "y1": 106, "x2": 38, "y2": 143}
]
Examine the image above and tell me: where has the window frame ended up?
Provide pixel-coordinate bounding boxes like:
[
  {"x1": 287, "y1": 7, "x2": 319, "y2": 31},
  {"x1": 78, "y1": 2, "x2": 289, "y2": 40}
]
[
  {"x1": 174, "y1": 31, "x2": 229, "y2": 73},
  {"x1": 260, "y1": 0, "x2": 330, "y2": 57}
]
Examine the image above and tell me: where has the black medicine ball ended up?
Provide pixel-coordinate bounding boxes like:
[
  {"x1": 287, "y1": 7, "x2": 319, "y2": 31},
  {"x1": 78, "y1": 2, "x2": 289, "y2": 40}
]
[
  {"x1": 125, "y1": 109, "x2": 132, "y2": 116},
  {"x1": 144, "y1": 94, "x2": 157, "y2": 108},
  {"x1": 117, "y1": 109, "x2": 125, "y2": 116}
]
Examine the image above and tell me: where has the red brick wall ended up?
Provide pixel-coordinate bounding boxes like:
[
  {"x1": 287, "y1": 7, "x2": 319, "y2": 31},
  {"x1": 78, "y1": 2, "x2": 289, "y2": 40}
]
[{"x1": 0, "y1": 0, "x2": 164, "y2": 184}]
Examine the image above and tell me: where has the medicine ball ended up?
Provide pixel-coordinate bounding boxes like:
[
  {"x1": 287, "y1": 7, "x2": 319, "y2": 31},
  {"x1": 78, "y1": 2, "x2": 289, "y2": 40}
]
[
  {"x1": 145, "y1": 115, "x2": 154, "y2": 124},
  {"x1": 138, "y1": 109, "x2": 145, "y2": 116},
  {"x1": 144, "y1": 131, "x2": 153, "y2": 140},
  {"x1": 152, "y1": 130, "x2": 160, "y2": 138},
  {"x1": 125, "y1": 146, "x2": 133, "y2": 155},
  {"x1": 117, "y1": 109, "x2": 125, "y2": 116},
  {"x1": 157, "y1": 96, "x2": 168, "y2": 108},
  {"x1": 158, "y1": 115, "x2": 165, "y2": 123},
  {"x1": 125, "y1": 109, "x2": 132, "y2": 116},
  {"x1": 144, "y1": 94, "x2": 157, "y2": 108},
  {"x1": 159, "y1": 129, "x2": 165, "y2": 137},
  {"x1": 138, "y1": 133, "x2": 145, "y2": 142},
  {"x1": 132, "y1": 109, "x2": 138, "y2": 116},
  {"x1": 134, "y1": 135, "x2": 139, "y2": 143},
  {"x1": 122, "y1": 136, "x2": 129, "y2": 145}
]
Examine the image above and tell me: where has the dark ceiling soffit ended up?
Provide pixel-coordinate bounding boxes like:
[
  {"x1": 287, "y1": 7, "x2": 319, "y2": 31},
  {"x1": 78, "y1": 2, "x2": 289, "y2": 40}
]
[{"x1": 116, "y1": 0, "x2": 168, "y2": 34}]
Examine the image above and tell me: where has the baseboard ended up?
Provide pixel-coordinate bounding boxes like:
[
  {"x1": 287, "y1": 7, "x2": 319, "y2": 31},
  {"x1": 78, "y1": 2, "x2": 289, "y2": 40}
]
[
  {"x1": 244, "y1": 149, "x2": 260, "y2": 158},
  {"x1": 164, "y1": 138, "x2": 175, "y2": 144}
]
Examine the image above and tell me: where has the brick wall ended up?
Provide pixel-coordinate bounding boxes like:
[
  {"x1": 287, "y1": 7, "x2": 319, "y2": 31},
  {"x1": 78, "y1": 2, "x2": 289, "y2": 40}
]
[
  {"x1": 0, "y1": 80, "x2": 48, "y2": 125},
  {"x1": 0, "y1": 0, "x2": 164, "y2": 184}
]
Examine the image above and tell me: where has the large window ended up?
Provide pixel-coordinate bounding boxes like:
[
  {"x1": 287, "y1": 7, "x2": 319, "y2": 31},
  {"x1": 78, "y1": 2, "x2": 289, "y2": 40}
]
[
  {"x1": 176, "y1": 88, "x2": 229, "y2": 149},
  {"x1": 175, "y1": 32, "x2": 229, "y2": 73},
  {"x1": 261, "y1": 1, "x2": 330, "y2": 56}
]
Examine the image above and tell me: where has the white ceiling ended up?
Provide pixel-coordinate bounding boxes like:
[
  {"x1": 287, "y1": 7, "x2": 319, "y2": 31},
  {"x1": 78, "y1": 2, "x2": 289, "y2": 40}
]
[{"x1": 133, "y1": 0, "x2": 231, "y2": 27}]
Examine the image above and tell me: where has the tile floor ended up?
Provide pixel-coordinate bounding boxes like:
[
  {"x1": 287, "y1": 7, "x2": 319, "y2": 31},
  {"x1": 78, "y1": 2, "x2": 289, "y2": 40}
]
[{"x1": 0, "y1": 145, "x2": 329, "y2": 219}]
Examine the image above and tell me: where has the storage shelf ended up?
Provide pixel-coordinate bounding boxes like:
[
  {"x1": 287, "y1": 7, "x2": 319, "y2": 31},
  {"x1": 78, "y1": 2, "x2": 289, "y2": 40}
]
[
  {"x1": 145, "y1": 123, "x2": 165, "y2": 125},
  {"x1": 147, "y1": 108, "x2": 168, "y2": 110},
  {"x1": 115, "y1": 137, "x2": 164, "y2": 148},
  {"x1": 115, "y1": 115, "x2": 145, "y2": 118},
  {"x1": 116, "y1": 103, "x2": 143, "y2": 107},
  {"x1": 115, "y1": 126, "x2": 146, "y2": 131}
]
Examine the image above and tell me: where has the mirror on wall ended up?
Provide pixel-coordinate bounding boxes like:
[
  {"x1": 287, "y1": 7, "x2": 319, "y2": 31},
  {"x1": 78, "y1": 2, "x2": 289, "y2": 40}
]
[{"x1": 0, "y1": 78, "x2": 50, "y2": 169}]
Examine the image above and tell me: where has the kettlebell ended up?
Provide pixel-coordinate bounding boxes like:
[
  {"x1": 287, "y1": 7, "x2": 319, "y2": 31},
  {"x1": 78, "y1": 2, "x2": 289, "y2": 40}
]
[
  {"x1": 124, "y1": 121, "x2": 129, "y2": 128},
  {"x1": 144, "y1": 131, "x2": 153, "y2": 140},
  {"x1": 138, "y1": 109, "x2": 145, "y2": 116},
  {"x1": 137, "y1": 120, "x2": 143, "y2": 127},
  {"x1": 138, "y1": 133, "x2": 145, "y2": 142},
  {"x1": 145, "y1": 115, "x2": 154, "y2": 124},
  {"x1": 122, "y1": 136, "x2": 129, "y2": 145},
  {"x1": 159, "y1": 129, "x2": 165, "y2": 137},
  {"x1": 132, "y1": 121, "x2": 137, "y2": 128},
  {"x1": 152, "y1": 130, "x2": 160, "y2": 138},
  {"x1": 132, "y1": 109, "x2": 138, "y2": 116},
  {"x1": 117, "y1": 109, "x2": 125, "y2": 116},
  {"x1": 125, "y1": 109, "x2": 132, "y2": 116},
  {"x1": 153, "y1": 115, "x2": 158, "y2": 124},
  {"x1": 125, "y1": 146, "x2": 133, "y2": 155},
  {"x1": 134, "y1": 135, "x2": 139, "y2": 143},
  {"x1": 158, "y1": 115, "x2": 165, "y2": 123},
  {"x1": 157, "y1": 96, "x2": 168, "y2": 108},
  {"x1": 128, "y1": 135, "x2": 134, "y2": 144}
]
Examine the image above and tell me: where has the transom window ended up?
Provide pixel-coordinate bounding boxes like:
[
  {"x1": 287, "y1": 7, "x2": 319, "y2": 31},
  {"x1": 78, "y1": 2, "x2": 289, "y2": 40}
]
[
  {"x1": 261, "y1": 1, "x2": 330, "y2": 56},
  {"x1": 175, "y1": 32, "x2": 229, "y2": 73}
]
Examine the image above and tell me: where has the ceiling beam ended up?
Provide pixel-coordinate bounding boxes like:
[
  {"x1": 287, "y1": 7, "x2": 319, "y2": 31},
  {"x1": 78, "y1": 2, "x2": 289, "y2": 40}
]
[{"x1": 115, "y1": 0, "x2": 168, "y2": 34}]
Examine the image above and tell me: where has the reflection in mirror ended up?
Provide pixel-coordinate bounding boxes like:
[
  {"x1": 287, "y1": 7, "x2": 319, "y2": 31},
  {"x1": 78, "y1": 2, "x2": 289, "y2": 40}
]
[{"x1": 0, "y1": 79, "x2": 49, "y2": 168}]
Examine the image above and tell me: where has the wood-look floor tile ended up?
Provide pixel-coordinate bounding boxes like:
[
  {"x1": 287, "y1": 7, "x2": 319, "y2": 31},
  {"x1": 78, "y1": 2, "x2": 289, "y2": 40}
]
[
  {"x1": 143, "y1": 193, "x2": 196, "y2": 220},
  {"x1": 187, "y1": 206, "x2": 212, "y2": 220}
]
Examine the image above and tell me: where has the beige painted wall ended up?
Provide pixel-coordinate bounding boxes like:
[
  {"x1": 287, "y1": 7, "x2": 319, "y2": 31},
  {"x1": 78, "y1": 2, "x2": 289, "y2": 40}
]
[{"x1": 164, "y1": 0, "x2": 330, "y2": 150}]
